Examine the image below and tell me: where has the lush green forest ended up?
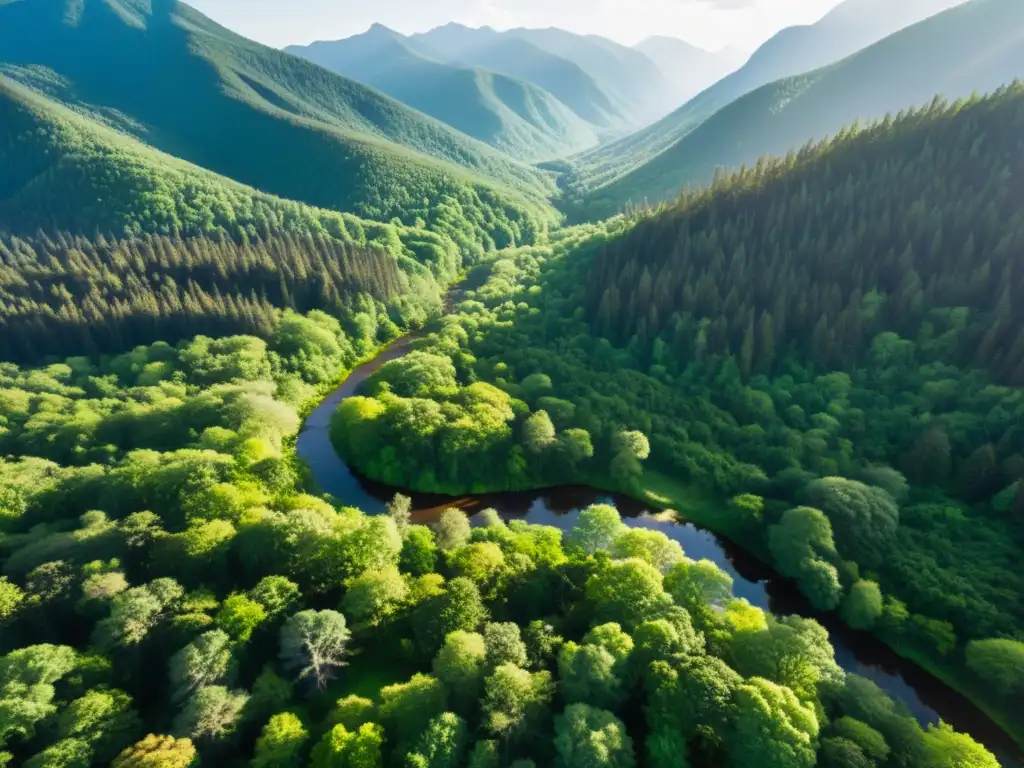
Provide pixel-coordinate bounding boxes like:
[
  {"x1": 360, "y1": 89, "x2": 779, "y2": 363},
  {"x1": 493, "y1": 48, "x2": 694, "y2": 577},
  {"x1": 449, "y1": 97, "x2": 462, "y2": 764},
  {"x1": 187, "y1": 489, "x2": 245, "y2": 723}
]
[
  {"x1": 0, "y1": 229, "x2": 429, "y2": 363},
  {"x1": 0, "y1": 319, "x2": 1002, "y2": 768},
  {"x1": 0, "y1": 75, "x2": 560, "y2": 364},
  {"x1": 330, "y1": 83, "x2": 1024, "y2": 756},
  {"x1": 285, "y1": 26, "x2": 599, "y2": 161},
  {"x1": 0, "y1": 78, "x2": 551, "y2": 254},
  {"x1": 1, "y1": 0, "x2": 1024, "y2": 764},
  {"x1": 586, "y1": 83, "x2": 1024, "y2": 384}
]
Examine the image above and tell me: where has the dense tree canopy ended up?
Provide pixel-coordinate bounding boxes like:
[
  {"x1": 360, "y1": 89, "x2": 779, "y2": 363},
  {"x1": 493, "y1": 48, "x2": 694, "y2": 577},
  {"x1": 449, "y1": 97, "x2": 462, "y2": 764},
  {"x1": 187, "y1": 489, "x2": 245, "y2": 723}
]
[
  {"x1": 318, "y1": 88, "x2": 1024, "y2": 753},
  {"x1": 0, "y1": 265, "x2": 1006, "y2": 768}
]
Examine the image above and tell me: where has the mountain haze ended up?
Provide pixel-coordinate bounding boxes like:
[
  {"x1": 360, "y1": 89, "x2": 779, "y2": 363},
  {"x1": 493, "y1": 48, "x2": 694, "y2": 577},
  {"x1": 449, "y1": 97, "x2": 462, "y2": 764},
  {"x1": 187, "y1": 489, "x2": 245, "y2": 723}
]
[
  {"x1": 285, "y1": 25, "x2": 599, "y2": 160},
  {"x1": 573, "y1": 0, "x2": 971, "y2": 190},
  {"x1": 507, "y1": 27, "x2": 677, "y2": 123},
  {"x1": 584, "y1": 0, "x2": 1024, "y2": 217},
  {"x1": 410, "y1": 23, "x2": 673, "y2": 130},
  {"x1": 410, "y1": 24, "x2": 629, "y2": 130},
  {"x1": 634, "y1": 36, "x2": 747, "y2": 106},
  {"x1": 0, "y1": 0, "x2": 555, "y2": 229}
]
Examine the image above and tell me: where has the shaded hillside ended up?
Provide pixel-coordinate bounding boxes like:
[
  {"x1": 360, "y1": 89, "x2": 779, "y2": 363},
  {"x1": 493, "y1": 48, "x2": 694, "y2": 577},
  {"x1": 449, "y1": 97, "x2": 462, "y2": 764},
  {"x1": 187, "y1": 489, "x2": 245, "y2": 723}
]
[
  {"x1": 634, "y1": 36, "x2": 746, "y2": 105},
  {"x1": 585, "y1": 82, "x2": 1024, "y2": 386},
  {"x1": 573, "y1": 0, "x2": 969, "y2": 192},
  {"x1": 584, "y1": 0, "x2": 1024, "y2": 217},
  {"x1": 0, "y1": 79, "x2": 497, "y2": 359},
  {"x1": 0, "y1": 77, "x2": 542, "y2": 256},
  {"x1": 285, "y1": 25, "x2": 598, "y2": 160},
  {"x1": 0, "y1": 0, "x2": 557, "y2": 232}
]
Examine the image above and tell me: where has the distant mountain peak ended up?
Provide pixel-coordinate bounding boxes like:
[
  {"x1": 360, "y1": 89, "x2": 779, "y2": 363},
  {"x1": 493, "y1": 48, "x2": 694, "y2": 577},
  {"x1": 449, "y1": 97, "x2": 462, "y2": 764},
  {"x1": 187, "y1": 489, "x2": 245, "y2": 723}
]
[
  {"x1": 431, "y1": 21, "x2": 484, "y2": 33},
  {"x1": 365, "y1": 22, "x2": 404, "y2": 39},
  {"x1": 418, "y1": 21, "x2": 500, "y2": 47},
  {"x1": 286, "y1": 22, "x2": 407, "y2": 54}
]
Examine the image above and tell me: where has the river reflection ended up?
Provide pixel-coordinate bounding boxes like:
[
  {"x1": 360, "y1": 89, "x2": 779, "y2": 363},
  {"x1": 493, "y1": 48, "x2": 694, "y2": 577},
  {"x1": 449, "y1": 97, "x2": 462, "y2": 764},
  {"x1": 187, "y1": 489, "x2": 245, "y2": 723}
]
[{"x1": 297, "y1": 343, "x2": 1024, "y2": 767}]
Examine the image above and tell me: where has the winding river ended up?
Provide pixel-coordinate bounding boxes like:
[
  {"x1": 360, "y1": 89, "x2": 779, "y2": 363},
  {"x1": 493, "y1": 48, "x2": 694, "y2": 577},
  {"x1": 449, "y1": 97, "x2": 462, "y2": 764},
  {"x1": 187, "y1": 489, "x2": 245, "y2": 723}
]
[{"x1": 298, "y1": 333, "x2": 1023, "y2": 767}]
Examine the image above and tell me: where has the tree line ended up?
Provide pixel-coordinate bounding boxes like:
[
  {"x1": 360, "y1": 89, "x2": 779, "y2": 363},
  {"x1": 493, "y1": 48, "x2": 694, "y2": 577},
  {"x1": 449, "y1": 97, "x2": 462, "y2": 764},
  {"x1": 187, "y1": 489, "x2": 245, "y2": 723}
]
[{"x1": 0, "y1": 229, "x2": 441, "y2": 363}]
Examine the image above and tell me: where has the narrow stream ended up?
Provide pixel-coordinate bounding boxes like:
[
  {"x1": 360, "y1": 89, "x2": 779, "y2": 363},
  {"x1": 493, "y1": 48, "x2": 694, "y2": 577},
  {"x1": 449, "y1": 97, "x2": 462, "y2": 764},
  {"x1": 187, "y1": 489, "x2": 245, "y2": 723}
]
[{"x1": 298, "y1": 334, "x2": 1024, "y2": 767}]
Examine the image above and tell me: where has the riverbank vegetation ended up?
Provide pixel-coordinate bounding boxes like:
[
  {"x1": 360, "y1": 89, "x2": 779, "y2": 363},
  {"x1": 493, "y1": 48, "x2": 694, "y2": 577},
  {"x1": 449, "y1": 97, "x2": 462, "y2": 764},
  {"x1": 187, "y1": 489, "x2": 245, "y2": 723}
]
[
  {"x1": 0, "y1": 316, "x2": 1001, "y2": 766},
  {"x1": 330, "y1": 84, "x2": 1024, "y2": 754}
]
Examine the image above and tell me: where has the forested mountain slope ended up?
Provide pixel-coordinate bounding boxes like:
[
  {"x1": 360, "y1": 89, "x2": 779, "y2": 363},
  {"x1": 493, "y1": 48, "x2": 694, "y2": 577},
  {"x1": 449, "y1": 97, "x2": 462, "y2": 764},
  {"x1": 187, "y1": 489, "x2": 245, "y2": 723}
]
[
  {"x1": 572, "y1": 0, "x2": 969, "y2": 193},
  {"x1": 0, "y1": 76, "x2": 544, "y2": 253},
  {"x1": 634, "y1": 36, "x2": 747, "y2": 106},
  {"x1": 0, "y1": 0, "x2": 556, "y2": 225},
  {"x1": 572, "y1": 82, "x2": 1024, "y2": 749},
  {"x1": 586, "y1": 82, "x2": 1024, "y2": 384},
  {"x1": 285, "y1": 25, "x2": 598, "y2": 161},
  {"x1": 583, "y1": 0, "x2": 1024, "y2": 217},
  {"x1": 0, "y1": 78, "x2": 516, "y2": 360}
]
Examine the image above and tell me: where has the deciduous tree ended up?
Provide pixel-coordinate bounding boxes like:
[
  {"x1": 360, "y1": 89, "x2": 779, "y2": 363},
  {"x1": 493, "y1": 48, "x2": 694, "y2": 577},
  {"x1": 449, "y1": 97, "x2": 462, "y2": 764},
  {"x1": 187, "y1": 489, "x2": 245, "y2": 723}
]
[
  {"x1": 279, "y1": 611, "x2": 351, "y2": 690},
  {"x1": 553, "y1": 704, "x2": 636, "y2": 768},
  {"x1": 252, "y1": 712, "x2": 309, "y2": 768},
  {"x1": 112, "y1": 735, "x2": 197, "y2": 768}
]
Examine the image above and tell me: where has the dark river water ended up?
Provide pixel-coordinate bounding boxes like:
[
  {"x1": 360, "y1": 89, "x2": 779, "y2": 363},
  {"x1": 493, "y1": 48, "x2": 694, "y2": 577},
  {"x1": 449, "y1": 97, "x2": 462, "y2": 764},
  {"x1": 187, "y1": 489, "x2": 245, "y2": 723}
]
[{"x1": 298, "y1": 335, "x2": 1023, "y2": 766}]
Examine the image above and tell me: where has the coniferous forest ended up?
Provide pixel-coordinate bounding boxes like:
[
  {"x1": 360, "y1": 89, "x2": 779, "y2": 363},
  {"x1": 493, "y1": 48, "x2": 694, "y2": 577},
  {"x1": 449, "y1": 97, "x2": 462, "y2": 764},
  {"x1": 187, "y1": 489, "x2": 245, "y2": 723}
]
[
  {"x1": 2, "y1": 0, "x2": 1024, "y2": 767},
  {"x1": 0, "y1": 231, "x2": 421, "y2": 362}
]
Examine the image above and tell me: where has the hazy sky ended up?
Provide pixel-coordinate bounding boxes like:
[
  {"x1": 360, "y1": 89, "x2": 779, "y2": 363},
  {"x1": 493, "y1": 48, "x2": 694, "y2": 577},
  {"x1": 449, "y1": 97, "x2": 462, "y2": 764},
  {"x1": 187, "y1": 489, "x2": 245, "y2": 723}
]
[{"x1": 187, "y1": 0, "x2": 847, "y2": 52}]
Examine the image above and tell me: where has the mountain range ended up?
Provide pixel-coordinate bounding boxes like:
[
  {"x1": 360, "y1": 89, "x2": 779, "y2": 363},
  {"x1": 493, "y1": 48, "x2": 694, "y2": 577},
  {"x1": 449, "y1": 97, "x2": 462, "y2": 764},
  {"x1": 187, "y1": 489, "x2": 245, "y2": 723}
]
[
  {"x1": 284, "y1": 25, "x2": 600, "y2": 161},
  {"x1": 497, "y1": 27, "x2": 676, "y2": 124},
  {"x1": 571, "y1": 0, "x2": 974, "y2": 193},
  {"x1": 633, "y1": 36, "x2": 747, "y2": 106},
  {"x1": 0, "y1": 0, "x2": 555, "y2": 234},
  {"x1": 581, "y1": 0, "x2": 1024, "y2": 217},
  {"x1": 289, "y1": 21, "x2": 701, "y2": 148},
  {"x1": 408, "y1": 25, "x2": 630, "y2": 130},
  {"x1": 2, "y1": 0, "x2": 1022, "y2": 236}
]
